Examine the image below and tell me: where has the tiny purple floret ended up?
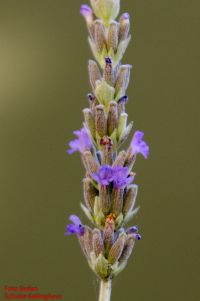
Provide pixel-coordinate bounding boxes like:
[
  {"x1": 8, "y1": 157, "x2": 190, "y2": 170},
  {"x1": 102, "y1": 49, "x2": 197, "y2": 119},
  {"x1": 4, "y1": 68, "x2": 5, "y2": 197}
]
[
  {"x1": 118, "y1": 95, "x2": 128, "y2": 104},
  {"x1": 80, "y1": 4, "x2": 93, "y2": 22},
  {"x1": 121, "y1": 13, "x2": 130, "y2": 21},
  {"x1": 127, "y1": 225, "x2": 139, "y2": 234},
  {"x1": 130, "y1": 131, "x2": 149, "y2": 159},
  {"x1": 67, "y1": 127, "x2": 92, "y2": 154},
  {"x1": 92, "y1": 165, "x2": 114, "y2": 186},
  {"x1": 65, "y1": 215, "x2": 85, "y2": 237},
  {"x1": 105, "y1": 57, "x2": 112, "y2": 65},
  {"x1": 113, "y1": 166, "x2": 134, "y2": 189}
]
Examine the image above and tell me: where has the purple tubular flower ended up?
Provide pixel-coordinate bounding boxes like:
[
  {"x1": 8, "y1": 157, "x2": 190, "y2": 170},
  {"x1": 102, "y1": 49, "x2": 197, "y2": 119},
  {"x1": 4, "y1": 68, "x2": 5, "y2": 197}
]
[
  {"x1": 92, "y1": 165, "x2": 114, "y2": 186},
  {"x1": 65, "y1": 215, "x2": 85, "y2": 237},
  {"x1": 126, "y1": 226, "x2": 141, "y2": 240},
  {"x1": 121, "y1": 13, "x2": 130, "y2": 20},
  {"x1": 67, "y1": 127, "x2": 92, "y2": 154},
  {"x1": 130, "y1": 131, "x2": 149, "y2": 159},
  {"x1": 80, "y1": 4, "x2": 93, "y2": 22},
  {"x1": 113, "y1": 166, "x2": 134, "y2": 189},
  {"x1": 127, "y1": 225, "x2": 138, "y2": 234}
]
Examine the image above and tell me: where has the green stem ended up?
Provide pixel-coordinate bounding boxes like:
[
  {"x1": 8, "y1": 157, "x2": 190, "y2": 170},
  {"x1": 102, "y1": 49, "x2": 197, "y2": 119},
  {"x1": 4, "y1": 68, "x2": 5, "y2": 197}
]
[{"x1": 98, "y1": 279, "x2": 112, "y2": 301}]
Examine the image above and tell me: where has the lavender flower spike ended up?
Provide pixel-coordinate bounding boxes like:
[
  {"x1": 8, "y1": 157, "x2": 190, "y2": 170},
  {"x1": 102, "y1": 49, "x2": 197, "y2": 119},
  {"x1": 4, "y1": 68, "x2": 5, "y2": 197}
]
[
  {"x1": 130, "y1": 131, "x2": 149, "y2": 159},
  {"x1": 65, "y1": 215, "x2": 85, "y2": 236},
  {"x1": 92, "y1": 165, "x2": 114, "y2": 186},
  {"x1": 113, "y1": 166, "x2": 134, "y2": 189},
  {"x1": 67, "y1": 127, "x2": 92, "y2": 154},
  {"x1": 65, "y1": 1, "x2": 150, "y2": 300}
]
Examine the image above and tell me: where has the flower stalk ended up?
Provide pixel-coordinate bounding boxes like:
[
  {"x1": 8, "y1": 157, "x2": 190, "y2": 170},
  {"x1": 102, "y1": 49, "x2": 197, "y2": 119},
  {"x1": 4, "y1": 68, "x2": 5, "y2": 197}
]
[
  {"x1": 65, "y1": 0, "x2": 150, "y2": 300},
  {"x1": 98, "y1": 279, "x2": 112, "y2": 301}
]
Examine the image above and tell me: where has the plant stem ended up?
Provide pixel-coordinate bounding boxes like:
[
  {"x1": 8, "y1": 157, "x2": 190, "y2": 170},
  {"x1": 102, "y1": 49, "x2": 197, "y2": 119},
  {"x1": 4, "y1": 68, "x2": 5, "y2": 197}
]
[{"x1": 98, "y1": 279, "x2": 112, "y2": 301}]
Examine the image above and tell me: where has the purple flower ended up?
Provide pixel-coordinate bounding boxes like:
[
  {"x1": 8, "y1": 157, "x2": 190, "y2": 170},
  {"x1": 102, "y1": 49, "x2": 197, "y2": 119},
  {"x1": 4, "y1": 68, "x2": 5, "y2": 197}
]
[
  {"x1": 130, "y1": 131, "x2": 149, "y2": 159},
  {"x1": 126, "y1": 225, "x2": 142, "y2": 240},
  {"x1": 65, "y1": 215, "x2": 85, "y2": 237},
  {"x1": 120, "y1": 13, "x2": 130, "y2": 21},
  {"x1": 67, "y1": 127, "x2": 92, "y2": 154},
  {"x1": 92, "y1": 165, "x2": 114, "y2": 186},
  {"x1": 113, "y1": 166, "x2": 134, "y2": 189},
  {"x1": 80, "y1": 4, "x2": 93, "y2": 22}
]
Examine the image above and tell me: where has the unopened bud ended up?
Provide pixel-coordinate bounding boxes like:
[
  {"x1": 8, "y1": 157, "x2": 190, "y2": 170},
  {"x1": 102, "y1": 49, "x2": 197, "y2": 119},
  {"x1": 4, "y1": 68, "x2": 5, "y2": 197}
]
[
  {"x1": 82, "y1": 150, "x2": 100, "y2": 175},
  {"x1": 112, "y1": 150, "x2": 127, "y2": 167},
  {"x1": 94, "y1": 19, "x2": 105, "y2": 52},
  {"x1": 125, "y1": 148, "x2": 136, "y2": 171},
  {"x1": 119, "y1": 122, "x2": 133, "y2": 146},
  {"x1": 112, "y1": 188, "x2": 124, "y2": 216},
  {"x1": 119, "y1": 235, "x2": 135, "y2": 263},
  {"x1": 119, "y1": 13, "x2": 130, "y2": 41},
  {"x1": 83, "y1": 108, "x2": 96, "y2": 139},
  {"x1": 115, "y1": 65, "x2": 132, "y2": 98},
  {"x1": 80, "y1": 4, "x2": 94, "y2": 38},
  {"x1": 95, "y1": 105, "x2": 107, "y2": 137},
  {"x1": 103, "y1": 215, "x2": 115, "y2": 253},
  {"x1": 83, "y1": 227, "x2": 93, "y2": 258},
  {"x1": 123, "y1": 184, "x2": 138, "y2": 215},
  {"x1": 78, "y1": 226, "x2": 93, "y2": 259},
  {"x1": 103, "y1": 57, "x2": 114, "y2": 86},
  {"x1": 83, "y1": 177, "x2": 97, "y2": 211},
  {"x1": 88, "y1": 60, "x2": 102, "y2": 90},
  {"x1": 107, "y1": 101, "x2": 118, "y2": 135},
  {"x1": 100, "y1": 136, "x2": 113, "y2": 165},
  {"x1": 117, "y1": 113, "x2": 128, "y2": 140},
  {"x1": 108, "y1": 232, "x2": 127, "y2": 265},
  {"x1": 107, "y1": 21, "x2": 119, "y2": 52},
  {"x1": 99, "y1": 185, "x2": 111, "y2": 214},
  {"x1": 92, "y1": 228, "x2": 105, "y2": 257},
  {"x1": 118, "y1": 95, "x2": 128, "y2": 114}
]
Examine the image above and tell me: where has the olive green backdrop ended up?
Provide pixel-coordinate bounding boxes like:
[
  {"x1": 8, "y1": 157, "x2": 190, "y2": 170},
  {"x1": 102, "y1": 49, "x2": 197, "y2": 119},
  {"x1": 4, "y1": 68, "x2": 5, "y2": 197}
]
[{"x1": 0, "y1": 0, "x2": 200, "y2": 300}]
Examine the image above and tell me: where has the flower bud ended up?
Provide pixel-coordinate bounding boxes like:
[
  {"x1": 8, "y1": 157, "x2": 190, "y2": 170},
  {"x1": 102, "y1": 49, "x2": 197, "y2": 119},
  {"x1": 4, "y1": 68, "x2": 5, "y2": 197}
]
[
  {"x1": 107, "y1": 21, "x2": 119, "y2": 51},
  {"x1": 90, "y1": 0, "x2": 120, "y2": 25},
  {"x1": 117, "y1": 112, "x2": 128, "y2": 140},
  {"x1": 103, "y1": 57, "x2": 114, "y2": 86},
  {"x1": 115, "y1": 35, "x2": 131, "y2": 66},
  {"x1": 83, "y1": 108, "x2": 96, "y2": 139},
  {"x1": 88, "y1": 60, "x2": 102, "y2": 90},
  {"x1": 94, "y1": 19, "x2": 106, "y2": 52},
  {"x1": 112, "y1": 150, "x2": 126, "y2": 167},
  {"x1": 107, "y1": 101, "x2": 118, "y2": 135},
  {"x1": 82, "y1": 150, "x2": 100, "y2": 175},
  {"x1": 112, "y1": 188, "x2": 124, "y2": 216},
  {"x1": 92, "y1": 228, "x2": 105, "y2": 257},
  {"x1": 119, "y1": 121, "x2": 133, "y2": 146},
  {"x1": 95, "y1": 104, "x2": 107, "y2": 137},
  {"x1": 123, "y1": 184, "x2": 138, "y2": 214},
  {"x1": 115, "y1": 64, "x2": 132, "y2": 99},
  {"x1": 78, "y1": 226, "x2": 93, "y2": 259},
  {"x1": 103, "y1": 215, "x2": 115, "y2": 253},
  {"x1": 119, "y1": 13, "x2": 130, "y2": 41},
  {"x1": 108, "y1": 232, "x2": 126, "y2": 265},
  {"x1": 80, "y1": 4, "x2": 94, "y2": 38},
  {"x1": 119, "y1": 235, "x2": 135, "y2": 263},
  {"x1": 99, "y1": 185, "x2": 111, "y2": 214},
  {"x1": 83, "y1": 177, "x2": 97, "y2": 211},
  {"x1": 100, "y1": 136, "x2": 113, "y2": 165},
  {"x1": 80, "y1": 4, "x2": 93, "y2": 23},
  {"x1": 118, "y1": 95, "x2": 128, "y2": 114}
]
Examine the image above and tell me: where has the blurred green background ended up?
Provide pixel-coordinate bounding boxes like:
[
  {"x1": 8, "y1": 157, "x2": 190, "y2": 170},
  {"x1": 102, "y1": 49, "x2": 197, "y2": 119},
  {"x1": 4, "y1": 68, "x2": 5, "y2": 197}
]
[{"x1": 0, "y1": 0, "x2": 200, "y2": 300}]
